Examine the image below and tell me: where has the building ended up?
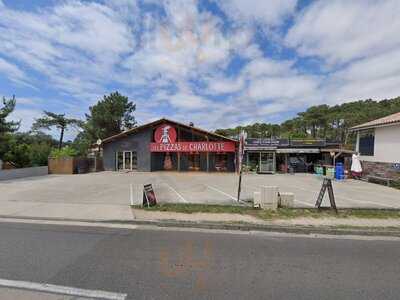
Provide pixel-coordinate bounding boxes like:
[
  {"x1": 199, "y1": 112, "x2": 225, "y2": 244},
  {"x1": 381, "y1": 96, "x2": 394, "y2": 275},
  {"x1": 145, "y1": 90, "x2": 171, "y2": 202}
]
[
  {"x1": 100, "y1": 118, "x2": 238, "y2": 172},
  {"x1": 244, "y1": 138, "x2": 345, "y2": 173},
  {"x1": 350, "y1": 112, "x2": 400, "y2": 180}
]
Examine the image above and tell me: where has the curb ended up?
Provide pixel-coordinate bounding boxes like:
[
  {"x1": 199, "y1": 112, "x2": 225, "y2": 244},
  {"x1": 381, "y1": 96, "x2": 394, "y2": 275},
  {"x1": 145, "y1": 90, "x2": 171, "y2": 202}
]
[{"x1": 1, "y1": 215, "x2": 400, "y2": 237}]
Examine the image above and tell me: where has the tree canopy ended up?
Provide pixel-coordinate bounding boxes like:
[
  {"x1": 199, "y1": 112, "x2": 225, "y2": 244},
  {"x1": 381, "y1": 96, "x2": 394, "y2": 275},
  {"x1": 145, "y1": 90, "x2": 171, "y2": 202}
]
[
  {"x1": 0, "y1": 95, "x2": 19, "y2": 135},
  {"x1": 215, "y1": 96, "x2": 400, "y2": 143},
  {"x1": 83, "y1": 91, "x2": 136, "y2": 142},
  {"x1": 32, "y1": 111, "x2": 83, "y2": 149},
  {"x1": 0, "y1": 95, "x2": 20, "y2": 159}
]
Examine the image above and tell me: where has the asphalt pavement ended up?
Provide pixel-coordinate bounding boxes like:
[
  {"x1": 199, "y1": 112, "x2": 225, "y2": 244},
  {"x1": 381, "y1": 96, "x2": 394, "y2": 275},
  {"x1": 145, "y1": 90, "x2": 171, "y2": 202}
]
[{"x1": 0, "y1": 221, "x2": 399, "y2": 299}]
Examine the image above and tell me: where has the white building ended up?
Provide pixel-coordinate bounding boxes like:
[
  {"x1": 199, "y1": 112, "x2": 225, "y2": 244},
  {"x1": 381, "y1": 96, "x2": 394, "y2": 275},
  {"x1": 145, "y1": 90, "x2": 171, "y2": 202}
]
[{"x1": 350, "y1": 112, "x2": 400, "y2": 180}]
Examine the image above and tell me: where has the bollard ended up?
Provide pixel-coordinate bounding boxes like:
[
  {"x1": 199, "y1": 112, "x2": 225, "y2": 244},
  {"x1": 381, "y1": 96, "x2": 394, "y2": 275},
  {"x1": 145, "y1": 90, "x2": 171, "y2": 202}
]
[
  {"x1": 253, "y1": 191, "x2": 261, "y2": 208},
  {"x1": 130, "y1": 184, "x2": 134, "y2": 206}
]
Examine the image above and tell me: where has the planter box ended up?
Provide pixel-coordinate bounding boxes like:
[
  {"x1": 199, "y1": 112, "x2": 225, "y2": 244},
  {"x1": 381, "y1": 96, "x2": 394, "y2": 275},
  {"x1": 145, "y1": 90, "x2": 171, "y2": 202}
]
[{"x1": 48, "y1": 157, "x2": 89, "y2": 174}]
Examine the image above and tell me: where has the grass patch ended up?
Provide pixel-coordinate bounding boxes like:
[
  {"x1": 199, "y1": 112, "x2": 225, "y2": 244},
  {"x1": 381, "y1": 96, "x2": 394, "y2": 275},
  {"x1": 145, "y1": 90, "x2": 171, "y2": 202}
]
[
  {"x1": 133, "y1": 203, "x2": 255, "y2": 214},
  {"x1": 133, "y1": 203, "x2": 400, "y2": 220},
  {"x1": 391, "y1": 180, "x2": 400, "y2": 190},
  {"x1": 253, "y1": 208, "x2": 400, "y2": 220}
]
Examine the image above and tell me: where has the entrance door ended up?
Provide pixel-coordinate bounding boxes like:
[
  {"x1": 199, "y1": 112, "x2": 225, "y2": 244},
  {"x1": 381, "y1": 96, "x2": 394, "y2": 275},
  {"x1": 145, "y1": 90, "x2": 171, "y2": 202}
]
[
  {"x1": 188, "y1": 154, "x2": 200, "y2": 171},
  {"x1": 259, "y1": 152, "x2": 275, "y2": 173},
  {"x1": 124, "y1": 151, "x2": 131, "y2": 170},
  {"x1": 116, "y1": 151, "x2": 137, "y2": 171}
]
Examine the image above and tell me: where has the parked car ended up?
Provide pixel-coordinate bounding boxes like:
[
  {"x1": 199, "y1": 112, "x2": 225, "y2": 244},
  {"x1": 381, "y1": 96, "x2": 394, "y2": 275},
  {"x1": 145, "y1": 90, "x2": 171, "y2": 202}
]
[{"x1": 288, "y1": 156, "x2": 313, "y2": 173}]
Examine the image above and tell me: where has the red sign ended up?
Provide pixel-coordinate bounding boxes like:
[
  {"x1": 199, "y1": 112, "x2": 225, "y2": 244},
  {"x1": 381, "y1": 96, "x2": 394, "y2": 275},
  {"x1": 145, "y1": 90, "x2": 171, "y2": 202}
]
[
  {"x1": 150, "y1": 142, "x2": 236, "y2": 152},
  {"x1": 154, "y1": 124, "x2": 177, "y2": 144}
]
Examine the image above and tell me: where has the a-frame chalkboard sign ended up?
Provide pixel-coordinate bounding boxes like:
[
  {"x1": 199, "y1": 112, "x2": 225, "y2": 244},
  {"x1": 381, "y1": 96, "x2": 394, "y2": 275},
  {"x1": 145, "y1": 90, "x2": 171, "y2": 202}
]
[{"x1": 315, "y1": 178, "x2": 337, "y2": 213}]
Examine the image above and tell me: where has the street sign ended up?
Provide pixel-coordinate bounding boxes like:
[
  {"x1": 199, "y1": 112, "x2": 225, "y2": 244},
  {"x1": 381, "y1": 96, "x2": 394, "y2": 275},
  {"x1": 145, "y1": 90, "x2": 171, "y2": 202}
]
[
  {"x1": 315, "y1": 178, "x2": 337, "y2": 213},
  {"x1": 143, "y1": 184, "x2": 157, "y2": 207}
]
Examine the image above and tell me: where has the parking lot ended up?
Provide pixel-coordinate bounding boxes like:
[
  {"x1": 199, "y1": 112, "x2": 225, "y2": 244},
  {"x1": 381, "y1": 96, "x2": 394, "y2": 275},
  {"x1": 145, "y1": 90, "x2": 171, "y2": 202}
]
[{"x1": 1, "y1": 171, "x2": 400, "y2": 209}]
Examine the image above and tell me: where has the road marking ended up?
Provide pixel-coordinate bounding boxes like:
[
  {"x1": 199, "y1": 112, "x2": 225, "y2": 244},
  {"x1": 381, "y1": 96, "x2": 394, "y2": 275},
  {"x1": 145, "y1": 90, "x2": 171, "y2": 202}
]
[
  {"x1": 0, "y1": 278, "x2": 127, "y2": 300},
  {"x1": 289, "y1": 185, "x2": 398, "y2": 208},
  {"x1": 294, "y1": 199, "x2": 314, "y2": 207},
  {"x1": 0, "y1": 218, "x2": 139, "y2": 230},
  {"x1": 335, "y1": 196, "x2": 398, "y2": 208},
  {"x1": 163, "y1": 183, "x2": 188, "y2": 203},
  {"x1": 206, "y1": 185, "x2": 237, "y2": 202}
]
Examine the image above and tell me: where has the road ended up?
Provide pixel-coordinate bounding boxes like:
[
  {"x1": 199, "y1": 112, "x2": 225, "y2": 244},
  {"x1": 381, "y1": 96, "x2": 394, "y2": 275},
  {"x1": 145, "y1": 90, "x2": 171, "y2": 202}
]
[{"x1": 0, "y1": 221, "x2": 399, "y2": 299}]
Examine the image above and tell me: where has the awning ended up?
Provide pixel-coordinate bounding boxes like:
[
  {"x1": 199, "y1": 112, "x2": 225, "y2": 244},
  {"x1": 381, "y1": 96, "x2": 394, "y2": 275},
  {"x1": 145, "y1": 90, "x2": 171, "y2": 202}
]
[{"x1": 276, "y1": 148, "x2": 320, "y2": 154}]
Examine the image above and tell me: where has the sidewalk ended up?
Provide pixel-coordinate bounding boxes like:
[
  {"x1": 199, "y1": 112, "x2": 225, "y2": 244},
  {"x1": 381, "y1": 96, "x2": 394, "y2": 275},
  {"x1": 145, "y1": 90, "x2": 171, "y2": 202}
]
[
  {"x1": 132, "y1": 208, "x2": 400, "y2": 228},
  {"x1": 0, "y1": 200, "x2": 133, "y2": 221},
  {"x1": 2, "y1": 200, "x2": 400, "y2": 236}
]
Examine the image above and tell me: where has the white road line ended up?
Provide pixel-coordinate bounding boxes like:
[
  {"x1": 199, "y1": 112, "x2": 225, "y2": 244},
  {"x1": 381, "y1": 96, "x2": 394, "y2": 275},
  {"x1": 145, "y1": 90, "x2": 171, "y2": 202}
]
[
  {"x1": 294, "y1": 200, "x2": 314, "y2": 207},
  {"x1": 336, "y1": 197, "x2": 397, "y2": 208},
  {"x1": 0, "y1": 278, "x2": 127, "y2": 300},
  {"x1": 289, "y1": 185, "x2": 398, "y2": 208},
  {"x1": 206, "y1": 185, "x2": 237, "y2": 202},
  {"x1": 163, "y1": 183, "x2": 188, "y2": 203}
]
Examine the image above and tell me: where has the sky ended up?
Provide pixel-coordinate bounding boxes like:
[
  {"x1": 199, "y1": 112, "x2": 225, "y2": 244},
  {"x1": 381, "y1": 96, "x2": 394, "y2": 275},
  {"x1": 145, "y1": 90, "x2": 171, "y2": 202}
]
[{"x1": 1, "y1": 0, "x2": 400, "y2": 139}]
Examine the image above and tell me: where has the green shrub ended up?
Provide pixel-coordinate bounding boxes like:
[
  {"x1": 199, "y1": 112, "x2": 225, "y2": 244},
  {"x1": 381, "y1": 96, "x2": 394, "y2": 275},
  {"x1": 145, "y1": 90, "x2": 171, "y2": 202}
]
[
  {"x1": 391, "y1": 180, "x2": 400, "y2": 190},
  {"x1": 50, "y1": 146, "x2": 78, "y2": 158}
]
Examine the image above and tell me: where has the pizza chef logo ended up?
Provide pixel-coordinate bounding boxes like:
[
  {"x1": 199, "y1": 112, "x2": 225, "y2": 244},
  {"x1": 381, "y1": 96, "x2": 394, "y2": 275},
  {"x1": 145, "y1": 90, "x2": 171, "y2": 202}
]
[{"x1": 154, "y1": 124, "x2": 177, "y2": 144}]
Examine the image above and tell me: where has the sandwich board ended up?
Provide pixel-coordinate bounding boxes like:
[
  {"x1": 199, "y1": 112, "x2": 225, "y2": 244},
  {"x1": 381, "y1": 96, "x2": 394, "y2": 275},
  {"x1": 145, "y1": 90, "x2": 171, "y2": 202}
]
[
  {"x1": 143, "y1": 184, "x2": 157, "y2": 207},
  {"x1": 315, "y1": 178, "x2": 337, "y2": 213}
]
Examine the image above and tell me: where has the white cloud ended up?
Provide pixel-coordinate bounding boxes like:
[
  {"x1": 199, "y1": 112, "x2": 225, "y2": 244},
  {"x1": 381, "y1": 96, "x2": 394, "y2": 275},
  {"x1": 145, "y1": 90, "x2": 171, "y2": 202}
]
[
  {"x1": 334, "y1": 49, "x2": 400, "y2": 83},
  {"x1": 286, "y1": 0, "x2": 400, "y2": 65},
  {"x1": 0, "y1": 57, "x2": 26, "y2": 83},
  {"x1": 124, "y1": 0, "x2": 242, "y2": 83},
  {"x1": 0, "y1": 1, "x2": 134, "y2": 97},
  {"x1": 205, "y1": 76, "x2": 245, "y2": 94},
  {"x1": 217, "y1": 0, "x2": 297, "y2": 27},
  {"x1": 246, "y1": 75, "x2": 319, "y2": 102},
  {"x1": 242, "y1": 57, "x2": 294, "y2": 78},
  {"x1": 8, "y1": 108, "x2": 42, "y2": 132},
  {"x1": 2, "y1": 0, "x2": 400, "y2": 133},
  {"x1": 169, "y1": 92, "x2": 212, "y2": 110}
]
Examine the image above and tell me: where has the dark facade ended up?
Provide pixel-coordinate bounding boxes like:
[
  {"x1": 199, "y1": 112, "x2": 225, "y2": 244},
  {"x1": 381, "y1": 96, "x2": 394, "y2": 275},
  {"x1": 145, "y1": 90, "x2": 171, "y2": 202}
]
[
  {"x1": 244, "y1": 138, "x2": 342, "y2": 173},
  {"x1": 101, "y1": 119, "x2": 238, "y2": 172},
  {"x1": 103, "y1": 127, "x2": 152, "y2": 172}
]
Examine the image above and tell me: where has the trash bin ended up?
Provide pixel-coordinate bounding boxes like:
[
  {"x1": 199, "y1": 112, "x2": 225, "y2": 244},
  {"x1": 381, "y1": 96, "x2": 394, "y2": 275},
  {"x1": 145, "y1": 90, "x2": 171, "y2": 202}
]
[
  {"x1": 326, "y1": 166, "x2": 335, "y2": 179},
  {"x1": 335, "y1": 163, "x2": 344, "y2": 180}
]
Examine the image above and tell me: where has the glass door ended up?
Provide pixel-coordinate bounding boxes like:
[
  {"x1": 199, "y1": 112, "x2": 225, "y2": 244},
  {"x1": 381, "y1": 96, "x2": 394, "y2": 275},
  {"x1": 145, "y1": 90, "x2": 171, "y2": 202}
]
[
  {"x1": 116, "y1": 152, "x2": 124, "y2": 171},
  {"x1": 124, "y1": 151, "x2": 131, "y2": 170},
  {"x1": 132, "y1": 152, "x2": 137, "y2": 170},
  {"x1": 259, "y1": 152, "x2": 275, "y2": 173},
  {"x1": 116, "y1": 151, "x2": 137, "y2": 171}
]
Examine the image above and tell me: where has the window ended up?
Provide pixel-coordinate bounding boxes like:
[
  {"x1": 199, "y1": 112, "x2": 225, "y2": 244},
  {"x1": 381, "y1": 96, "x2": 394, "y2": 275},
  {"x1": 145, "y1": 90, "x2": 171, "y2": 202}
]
[{"x1": 359, "y1": 130, "x2": 374, "y2": 156}]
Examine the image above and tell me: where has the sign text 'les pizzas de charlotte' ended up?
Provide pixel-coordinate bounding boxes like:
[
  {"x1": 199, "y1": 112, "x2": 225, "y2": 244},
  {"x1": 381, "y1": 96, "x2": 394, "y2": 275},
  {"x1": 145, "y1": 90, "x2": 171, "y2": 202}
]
[{"x1": 149, "y1": 124, "x2": 236, "y2": 153}]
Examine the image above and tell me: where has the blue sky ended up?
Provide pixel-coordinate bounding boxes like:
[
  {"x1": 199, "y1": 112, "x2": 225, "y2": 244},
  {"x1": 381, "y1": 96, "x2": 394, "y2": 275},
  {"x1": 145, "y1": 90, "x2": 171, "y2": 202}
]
[{"x1": 1, "y1": 0, "x2": 400, "y2": 139}]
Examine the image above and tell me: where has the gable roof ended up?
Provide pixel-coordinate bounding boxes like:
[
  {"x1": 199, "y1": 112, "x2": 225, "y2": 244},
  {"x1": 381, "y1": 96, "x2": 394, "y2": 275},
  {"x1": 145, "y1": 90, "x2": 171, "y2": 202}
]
[
  {"x1": 101, "y1": 118, "x2": 238, "y2": 144},
  {"x1": 350, "y1": 111, "x2": 400, "y2": 131}
]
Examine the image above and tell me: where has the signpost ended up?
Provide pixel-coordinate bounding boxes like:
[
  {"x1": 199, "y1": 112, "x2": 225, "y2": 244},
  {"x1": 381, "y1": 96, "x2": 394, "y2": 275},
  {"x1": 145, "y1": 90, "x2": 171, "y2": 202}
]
[
  {"x1": 237, "y1": 130, "x2": 247, "y2": 202},
  {"x1": 143, "y1": 184, "x2": 157, "y2": 207},
  {"x1": 315, "y1": 178, "x2": 337, "y2": 213}
]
